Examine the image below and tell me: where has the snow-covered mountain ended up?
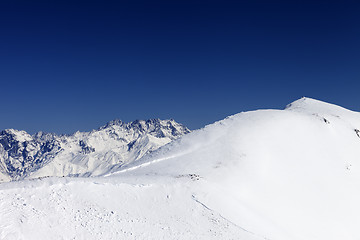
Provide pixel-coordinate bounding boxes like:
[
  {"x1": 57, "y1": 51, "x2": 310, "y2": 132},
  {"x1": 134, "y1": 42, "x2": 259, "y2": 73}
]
[
  {"x1": 0, "y1": 119, "x2": 190, "y2": 182},
  {"x1": 1, "y1": 97, "x2": 360, "y2": 240}
]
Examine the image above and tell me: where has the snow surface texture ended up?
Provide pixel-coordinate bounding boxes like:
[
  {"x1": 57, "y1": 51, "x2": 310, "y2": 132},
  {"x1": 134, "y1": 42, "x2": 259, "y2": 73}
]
[
  {"x1": 0, "y1": 119, "x2": 190, "y2": 182},
  {"x1": 1, "y1": 97, "x2": 360, "y2": 240}
]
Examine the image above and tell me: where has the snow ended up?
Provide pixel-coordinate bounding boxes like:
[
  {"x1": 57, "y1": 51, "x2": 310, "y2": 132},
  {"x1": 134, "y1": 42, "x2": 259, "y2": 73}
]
[
  {"x1": 0, "y1": 119, "x2": 190, "y2": 181},
  {"x1": 1, "y1": 97, "x2": 360, "y2": 239},
  {"x1": 0, "y1": 177, "x2": 260, "y2": 240}
]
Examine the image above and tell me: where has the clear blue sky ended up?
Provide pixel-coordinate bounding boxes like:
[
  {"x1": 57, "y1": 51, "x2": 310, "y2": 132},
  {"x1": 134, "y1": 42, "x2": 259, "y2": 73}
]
[{"x1": 1, "y1": 0, "x2": 359, "y2": 134}]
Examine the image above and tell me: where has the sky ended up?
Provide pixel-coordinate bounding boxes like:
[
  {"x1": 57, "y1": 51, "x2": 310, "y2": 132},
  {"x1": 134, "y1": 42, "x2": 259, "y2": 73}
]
[{"x1": 0, "y1": 0, "x2": 359, "y2": 134}]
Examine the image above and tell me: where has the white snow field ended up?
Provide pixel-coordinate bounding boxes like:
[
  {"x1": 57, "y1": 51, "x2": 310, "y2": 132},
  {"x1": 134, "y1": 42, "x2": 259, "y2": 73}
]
[{"x1": 1, "y1": 97, "x2": 360, "y2": 240}]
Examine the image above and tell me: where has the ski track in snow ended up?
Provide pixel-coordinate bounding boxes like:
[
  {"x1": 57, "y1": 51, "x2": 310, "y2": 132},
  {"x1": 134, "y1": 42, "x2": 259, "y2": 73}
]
[{"x1": 191, "y1": 194, "x2": 270, "y2": 240}]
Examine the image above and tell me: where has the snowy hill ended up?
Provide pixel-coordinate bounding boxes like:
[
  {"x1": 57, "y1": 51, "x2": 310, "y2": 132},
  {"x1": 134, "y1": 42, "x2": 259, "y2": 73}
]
[
  {"x1": 0, "y1": 119, "x2": 190, "y2": 182},
  {"x1": 1, "y1": 97, "x2": 360, "y2": 240}
]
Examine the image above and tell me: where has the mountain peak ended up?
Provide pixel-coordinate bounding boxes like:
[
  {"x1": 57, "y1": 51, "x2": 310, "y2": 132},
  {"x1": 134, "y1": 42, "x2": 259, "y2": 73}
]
[
  {"x1": 285, "y1": 97, "x2": 357, "y2": 115},
  {"x1": 101, "y1": 119, "x2": 124, "y2": 129},
  {"x1": 0, "y1": 129, "x2": 33, "y2": 142}
]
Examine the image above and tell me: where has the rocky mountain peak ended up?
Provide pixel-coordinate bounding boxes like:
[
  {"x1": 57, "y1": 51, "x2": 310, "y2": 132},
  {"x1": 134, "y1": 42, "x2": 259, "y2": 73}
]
[{"x1": 0, "y1": 118, "x2": 190, "y2": 182}]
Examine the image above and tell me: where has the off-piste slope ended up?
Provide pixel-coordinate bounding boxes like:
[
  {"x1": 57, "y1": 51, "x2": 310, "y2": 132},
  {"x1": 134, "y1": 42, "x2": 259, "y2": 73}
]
[
  {"x1": 1, "y1": 97, "x2": 360, "y2": 240},
  {"x1": 112, "y1": 97, "x2": 360, "y2": 240}
]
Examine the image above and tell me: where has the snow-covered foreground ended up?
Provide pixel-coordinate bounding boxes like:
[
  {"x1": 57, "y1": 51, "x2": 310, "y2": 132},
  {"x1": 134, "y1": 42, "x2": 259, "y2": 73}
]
[
  {"x1": 0, "y1": 177, "x2": 258, "y2": 240},
  {"x1": 1, "y1": 97, "x2": 360, "y2": 240}
]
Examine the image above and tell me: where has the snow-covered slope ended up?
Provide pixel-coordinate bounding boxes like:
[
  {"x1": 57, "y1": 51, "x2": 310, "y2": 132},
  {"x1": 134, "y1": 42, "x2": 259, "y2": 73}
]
[
  {"x1": 0, "y1": 119, "x2": 190, "y2": 182},
  {"x1": 1, "y1": 97, "x2": 360, "y2": 240}
]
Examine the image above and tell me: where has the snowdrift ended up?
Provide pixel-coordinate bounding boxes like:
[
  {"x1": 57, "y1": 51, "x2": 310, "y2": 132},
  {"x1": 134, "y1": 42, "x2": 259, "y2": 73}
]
[{"x1": 1, "y1": 97, "x2": 360, "y2": 240}]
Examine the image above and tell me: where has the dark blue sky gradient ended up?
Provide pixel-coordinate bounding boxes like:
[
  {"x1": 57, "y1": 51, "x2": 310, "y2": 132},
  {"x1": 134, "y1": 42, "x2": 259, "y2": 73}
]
[{"x1": 1, "y1": 1, "x2": 360, "y2": 134}]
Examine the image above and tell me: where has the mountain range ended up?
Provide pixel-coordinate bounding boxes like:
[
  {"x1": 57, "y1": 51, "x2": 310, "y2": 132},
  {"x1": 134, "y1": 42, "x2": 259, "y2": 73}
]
[{"x1": 0, "y1": 119, "x2": 190, "y2": 182}]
